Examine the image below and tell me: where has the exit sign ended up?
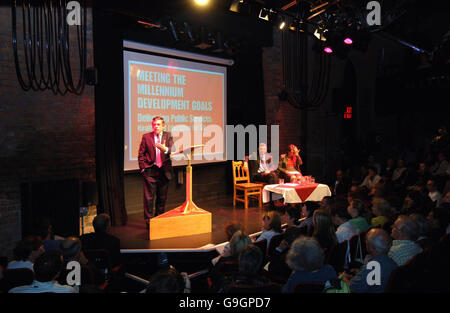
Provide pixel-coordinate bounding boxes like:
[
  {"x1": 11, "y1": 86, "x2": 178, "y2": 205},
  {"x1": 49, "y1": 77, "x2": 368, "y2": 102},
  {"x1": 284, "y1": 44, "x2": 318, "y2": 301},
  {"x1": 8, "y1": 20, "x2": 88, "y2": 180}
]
[{"x1": 344, "y1": 106, "x2": 352, "y2": 119}]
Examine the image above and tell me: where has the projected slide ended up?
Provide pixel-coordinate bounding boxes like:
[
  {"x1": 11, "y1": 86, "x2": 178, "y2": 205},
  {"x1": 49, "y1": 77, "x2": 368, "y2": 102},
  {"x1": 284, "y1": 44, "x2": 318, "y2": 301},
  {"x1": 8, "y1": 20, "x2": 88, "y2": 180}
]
[{"x1": 124, "y1": 49, "x2": 227, "y2": 170}]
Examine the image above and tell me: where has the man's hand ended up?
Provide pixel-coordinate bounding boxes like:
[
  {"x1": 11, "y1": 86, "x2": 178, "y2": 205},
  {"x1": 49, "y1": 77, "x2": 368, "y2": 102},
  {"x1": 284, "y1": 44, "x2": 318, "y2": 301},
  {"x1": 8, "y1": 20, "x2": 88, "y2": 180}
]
[{"x1": 156, "y1": 143, "x2": 167, "y2": 152}]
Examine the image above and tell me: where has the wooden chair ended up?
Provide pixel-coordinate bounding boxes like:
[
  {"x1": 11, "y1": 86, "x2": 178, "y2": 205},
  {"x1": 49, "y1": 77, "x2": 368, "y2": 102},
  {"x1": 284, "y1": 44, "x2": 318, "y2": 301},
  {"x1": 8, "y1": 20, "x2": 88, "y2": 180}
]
[{"x1": 232, "y1": 161, "x2": 263, "y2": 209}]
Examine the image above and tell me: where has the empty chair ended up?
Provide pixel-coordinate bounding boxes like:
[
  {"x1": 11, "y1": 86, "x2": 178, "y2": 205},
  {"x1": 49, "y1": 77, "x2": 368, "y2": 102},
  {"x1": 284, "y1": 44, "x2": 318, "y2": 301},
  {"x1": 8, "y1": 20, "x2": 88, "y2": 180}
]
[{"x1": 232, "y1": 161, "x2": 263, "y2": 209}]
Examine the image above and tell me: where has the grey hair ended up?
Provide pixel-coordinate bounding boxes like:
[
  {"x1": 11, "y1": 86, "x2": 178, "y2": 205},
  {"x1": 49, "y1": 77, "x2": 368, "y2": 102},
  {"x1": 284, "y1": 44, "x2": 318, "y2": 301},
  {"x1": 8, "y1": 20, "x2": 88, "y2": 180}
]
[
  {"x1": 286, "y1": 236, "x2": 324, "y2": 272},
  {"x1": 367, "y1": 228, "x2": 392, "y2": 254},
  {"x1": 397, "y1": 215, "x2": 420, "y2": 241}
]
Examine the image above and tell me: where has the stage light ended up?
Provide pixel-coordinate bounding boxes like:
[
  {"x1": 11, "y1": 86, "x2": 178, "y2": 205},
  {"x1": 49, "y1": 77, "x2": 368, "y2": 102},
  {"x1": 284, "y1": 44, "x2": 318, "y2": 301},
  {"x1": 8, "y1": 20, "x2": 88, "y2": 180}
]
[
  {"x1": 229, "y1": 0, "x2": 242, "y2": 13},
  {"x1": 324, "y1": 46, "x2": 333, "y2": 54},
  {"x1": 277, "y1": 16, "x2": 286, "y2": 30},
  {"x1": 314, "y1": 28, "x2": 328, "y2": 41},
  {"x1": 259, "y1": 8, "x2": 269, "y2": 21},
  {"x1": 344, "y1": 37, "x2": 353, "y2": 45},
  {"x1": 194, "y1": 0, "x2": 209, "y2": 6}
]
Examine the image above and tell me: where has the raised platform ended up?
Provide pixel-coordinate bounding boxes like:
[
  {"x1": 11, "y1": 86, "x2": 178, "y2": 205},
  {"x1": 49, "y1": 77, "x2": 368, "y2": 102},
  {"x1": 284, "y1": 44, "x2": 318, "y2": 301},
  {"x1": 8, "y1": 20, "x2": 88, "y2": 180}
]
[
  {"x1": 110, "y1": 195, "x2": 270, "y2": 251},
  {"x1": 149, "y1": 207, "x2": 212, "y2": 240}
]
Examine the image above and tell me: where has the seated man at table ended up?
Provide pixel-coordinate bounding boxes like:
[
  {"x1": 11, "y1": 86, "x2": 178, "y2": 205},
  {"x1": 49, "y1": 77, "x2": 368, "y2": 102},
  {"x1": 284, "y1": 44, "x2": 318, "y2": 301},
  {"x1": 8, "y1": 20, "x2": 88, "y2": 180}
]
[
  {"x1": 278, "y1": 144, "x2": 303, "y2": 182},
  {"x1": 248, "y1": 143, "x2": 279, "y2": 184}
]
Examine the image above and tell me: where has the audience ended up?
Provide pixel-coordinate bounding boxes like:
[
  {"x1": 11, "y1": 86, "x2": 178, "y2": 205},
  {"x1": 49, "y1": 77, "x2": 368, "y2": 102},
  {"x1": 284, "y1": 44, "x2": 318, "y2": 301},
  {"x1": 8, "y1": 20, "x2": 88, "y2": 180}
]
[
  {"x1": 9, "y1": 250, "x2": 76, "y2": 293},
  {"x1": 7, "y1": 239, "x2": 34, "y2": 271},
  {"x1": 254, "y1": 211, "x2": 282, "y2": 250},
  {"x1": 388, "y1": 215, "x2": 423, "y2": 266},
  {"x1": 347, "y1": 228, "x2": 397, "y2": 293},
  {"x1": 146, "y1": 267, "x2": 190, "y2": 293},
  {"x1": 80, "y1": 213, "x2": 121, "y2": 268},
  {"x1": 347, "y1": 199, "x2": 371, "y2": 233},
  {"x1": 298, "y1": 201, "x2": 319, "y2": 233},
  {"x1": 312, "y1": 209, "x2": 338, "y2": 253},
  {"x1": 282, "y1": 236, "x2": 337, "y2": 293},
  {"x1": 330, "y1": 204, "x2": 359, "y2": 243},
  {"x1": 371, "y1": 197, "x2": 391, "y2": 228},
  {"x1": 360, "y1": 166, "x2": 381, "y2": 190}
]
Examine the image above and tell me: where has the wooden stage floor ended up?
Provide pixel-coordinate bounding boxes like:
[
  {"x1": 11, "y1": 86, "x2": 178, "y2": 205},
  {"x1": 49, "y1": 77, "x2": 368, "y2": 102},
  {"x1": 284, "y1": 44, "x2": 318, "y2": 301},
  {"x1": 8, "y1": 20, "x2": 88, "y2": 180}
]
[{"x1": 110, "y1": 196, "x2": 277, "y2": 250}]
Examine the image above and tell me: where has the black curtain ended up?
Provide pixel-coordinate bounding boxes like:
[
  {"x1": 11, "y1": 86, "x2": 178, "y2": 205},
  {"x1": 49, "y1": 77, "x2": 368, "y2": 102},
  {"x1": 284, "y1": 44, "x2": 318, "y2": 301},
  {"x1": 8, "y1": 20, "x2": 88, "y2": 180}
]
[{"x1": 93, "y1": 7, "x2": 127, "y2": 226}]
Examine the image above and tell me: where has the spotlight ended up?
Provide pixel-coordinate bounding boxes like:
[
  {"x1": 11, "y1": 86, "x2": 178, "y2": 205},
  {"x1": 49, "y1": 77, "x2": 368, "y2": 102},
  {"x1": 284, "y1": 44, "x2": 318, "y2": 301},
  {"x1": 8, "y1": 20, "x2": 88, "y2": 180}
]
[
  {"x1": 259, "y1": 8, "x2": 269, "y2": 21},
  {"x1": 229, "y1": 0, "x2": 245, "y2": 13},
  {"x1": 194, "y1": 0, "x2": 209, "y2": 6},
  {"x1": 324, "y1": 46, "x2": 333, "y2": 54},
  {"x1": 314, "y1": 28, "x2": 328, "y2": 41},
  {"x1": 278, "y1": 16, "x2": 286, "y2": 30}
]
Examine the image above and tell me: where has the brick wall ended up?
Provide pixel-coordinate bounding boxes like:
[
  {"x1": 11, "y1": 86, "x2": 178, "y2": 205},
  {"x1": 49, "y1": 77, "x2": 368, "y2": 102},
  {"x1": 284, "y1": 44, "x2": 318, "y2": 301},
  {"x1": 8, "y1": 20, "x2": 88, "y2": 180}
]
[{"x1": 0, "y1": 6, "x2": 95, "y2": 258}]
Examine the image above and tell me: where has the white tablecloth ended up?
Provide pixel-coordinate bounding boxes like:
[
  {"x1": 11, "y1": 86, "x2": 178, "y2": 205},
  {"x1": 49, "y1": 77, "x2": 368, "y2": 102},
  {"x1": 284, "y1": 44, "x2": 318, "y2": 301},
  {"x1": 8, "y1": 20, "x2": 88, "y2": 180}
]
[{"x1": 262, "y1": 183, "x2": 332, "y2": 204}]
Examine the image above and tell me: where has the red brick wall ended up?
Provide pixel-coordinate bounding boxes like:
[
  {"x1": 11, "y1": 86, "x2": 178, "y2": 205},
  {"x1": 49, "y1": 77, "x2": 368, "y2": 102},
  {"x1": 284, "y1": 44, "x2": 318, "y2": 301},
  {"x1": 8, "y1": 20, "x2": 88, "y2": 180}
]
[{"x1": 0, "y1": 7, "x2": 95, "y2": 257}]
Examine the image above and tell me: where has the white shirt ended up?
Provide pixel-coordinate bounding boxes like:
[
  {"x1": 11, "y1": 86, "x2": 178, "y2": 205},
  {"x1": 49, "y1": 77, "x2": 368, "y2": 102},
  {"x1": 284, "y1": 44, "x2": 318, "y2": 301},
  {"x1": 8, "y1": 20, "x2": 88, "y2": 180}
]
[
  {"x1": 258, "y1": 154, "x2": 269, "y2": 173},
  {"x1": 336, "y1": 221, "x2": 359, "y2": 243},
  {"x1": 154, "y1": 132, "x2": 169, "y2": 154},
  {"x1": 256, "y1": 229, "x2": 281, "y2": 250},
  {"x1": 428, "y1": 190, "x2": 442, "y2": 203},
  {"x1": 360, "y1": 174, "x2": 381, "y2": 189}
]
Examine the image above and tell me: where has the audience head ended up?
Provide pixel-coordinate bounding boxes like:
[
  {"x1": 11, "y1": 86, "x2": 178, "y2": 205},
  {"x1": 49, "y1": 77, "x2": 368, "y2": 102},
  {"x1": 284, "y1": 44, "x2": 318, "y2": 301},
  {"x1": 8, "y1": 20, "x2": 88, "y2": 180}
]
[
  {"x1": 285, "y1": 206, "x2": 301, "y2": 226},
  {"x1": 224, "y1": 221, "x2": 241, "y2": 241},
  {"x1": 59, "y1": 237, "x2": 82, "y2": 262},
  {"x1": 146, "y1": 267, "x2": 184, "y2": 293},
  {"x1": 238, "y1": 244, "x2": 263, "y2": 275},
  {"x1": 409, "y1": 213, "x2": 430, "y2": 238},
  {"x1": 366, "y1": 228, "x2": 392, "y2": 256},
  {"x1": 330, "y1": 203, "x2": 352, "y2": 226},
  {"x1": 229, "y1": 230, "x2": 252, "y2": 257},
  {"x1": 426, "y1": 179, "x2": 437, "y2": 192},
  {"x1": 368, "y1": 166, "x2": 377, "y2": 176},
  {"x1": 286, "y1": 236, "x2": 324, "y2": 272},
  {"x1": 93, "y1": 213, "x2": 111, "y2": 233},
  {"x1": 36, "y1": 218, "x2": 54, "y2": 241},
  {"x1": 262, "y1": 211, "x2": 282, "y2": 233},
  {"x1": 33, "y1": 250, "x2": 63, "y2": 282},
  {"x1": 371, "y1": 197, "x2": 391, "y2": 218},
  {"x1": 319, "y1": 197, "x2": 334, "y2": 211},
  {"x1": 313, "y1": 209, "x2": 333, "y2": 231},
  {"x1": 336, "y1": 169, "x2": 344, "y2": 181},
  {"x1": 348, "y1": 199, "x2": 365, "y2": 218},
  {"x1": 391, "y1": 215, "x2": 420, "y2": 241},
  {"x1": 12, "y1": 240, "x2": 32, "y2": 262},
  {"x1": 302, "y1": 201, "x2": 320, "y2": 218}
]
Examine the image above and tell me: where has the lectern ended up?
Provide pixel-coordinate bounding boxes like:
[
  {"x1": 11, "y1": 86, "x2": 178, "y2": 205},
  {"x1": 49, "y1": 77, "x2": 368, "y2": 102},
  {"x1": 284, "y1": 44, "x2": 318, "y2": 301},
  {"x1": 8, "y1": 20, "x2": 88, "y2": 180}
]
[{"x1": 149, "y1": 145, "x2": 212, "y2": 240}]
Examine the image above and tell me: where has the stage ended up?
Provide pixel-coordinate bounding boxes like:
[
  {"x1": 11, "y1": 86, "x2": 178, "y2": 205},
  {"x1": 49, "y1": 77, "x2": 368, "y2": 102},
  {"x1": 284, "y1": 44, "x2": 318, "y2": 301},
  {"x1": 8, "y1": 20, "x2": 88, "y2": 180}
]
[{"x1": 110, "y1": 195, "x2": 273, "y2": 251}]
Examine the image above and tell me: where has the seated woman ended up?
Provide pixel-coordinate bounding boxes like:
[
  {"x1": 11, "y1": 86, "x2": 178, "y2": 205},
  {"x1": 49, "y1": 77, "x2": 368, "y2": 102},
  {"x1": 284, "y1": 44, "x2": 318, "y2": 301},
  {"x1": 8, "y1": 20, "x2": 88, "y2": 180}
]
[
  {"x1": 312, "y1": 209, "x2": 338, "y2": 255},
  {"x1": 278, "y1": 144, "x2": 303, "y2": 182},
  {"x1": 253, "y1": 211, "x2": 283, "y2": 250},
  {"x1": 348, "y1": 199, "x2": 371, "y2": 233},
  {"x1": 214, "y1": 230, "x2": 252, "y2": 267}
]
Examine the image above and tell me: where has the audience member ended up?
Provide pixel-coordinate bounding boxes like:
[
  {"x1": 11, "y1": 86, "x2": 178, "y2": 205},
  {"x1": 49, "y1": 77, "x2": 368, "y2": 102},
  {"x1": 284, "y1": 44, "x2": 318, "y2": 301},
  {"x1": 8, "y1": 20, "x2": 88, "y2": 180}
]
[
  {"x1": 332, "y1": 170, "x2": 350, "y2": 197},
  {"x1": 282, "y1": 236, "x2": 337, "y2": 293},
  {"x1": 146, "y1": 267, "x2": 190, "y2": 293},
  {"x1": 254, "y1": 211, "x2": 282, "y2": 250},
  {"x1": 312, "y1": 209, "x2": 338, "y2": 252},
  {"x1": 409, "y1": 213, "x2": 434, "y2": 250},
  {"x1": 359, "y1": 166, "x2": 381, "y2": 190},
  {"x1": 426, "y1": 179, "x2": 442, "y2": 204},
  {"x1": 330, "y1": 204, "x2": 359, "y2": 243},
  {"x1": 37, "y1": 218, "x2": 63, "y2": 252},
  {"x1": 9, "y1": 250, "x2": 76, "y2": 293},
  {"x1": 298, "y1": 201, "x2": 319, "y2": 233},
  {"x1": 371, "y1": 197, "x2": 391, "y2": 228},
  {"x1": 431, "y1": 152, "x2": 449, "y2": 177},
  {"x1": 388, "y1": 215, "x2": 423, "y2": 266},
  {"x1": 7, "y1": 240, "x2": 34, "y2": 271},
  {"x1": 347, "y1": 228, "x2": 397, "y2": 293},
  {"x1": 347, "y1": 199, "x2": 371, "y2": 233},
  {"x1": 80, "y1": 213, "x2": 121, "y2": 267}
]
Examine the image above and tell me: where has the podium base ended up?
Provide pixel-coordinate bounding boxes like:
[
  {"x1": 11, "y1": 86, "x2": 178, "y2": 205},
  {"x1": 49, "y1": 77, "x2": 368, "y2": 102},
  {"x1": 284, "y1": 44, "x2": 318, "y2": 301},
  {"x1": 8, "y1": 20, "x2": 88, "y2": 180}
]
[{"x1": 149, "y1": 205, "x2": 212, "y2": 240}]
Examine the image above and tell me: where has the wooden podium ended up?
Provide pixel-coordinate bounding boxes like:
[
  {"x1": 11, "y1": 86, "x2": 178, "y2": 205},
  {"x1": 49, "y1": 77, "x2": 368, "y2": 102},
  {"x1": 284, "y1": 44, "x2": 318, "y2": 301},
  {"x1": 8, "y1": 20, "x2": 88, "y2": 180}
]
[{"x1": 149, "y1": 145, "x2": 212, "y2": 240}]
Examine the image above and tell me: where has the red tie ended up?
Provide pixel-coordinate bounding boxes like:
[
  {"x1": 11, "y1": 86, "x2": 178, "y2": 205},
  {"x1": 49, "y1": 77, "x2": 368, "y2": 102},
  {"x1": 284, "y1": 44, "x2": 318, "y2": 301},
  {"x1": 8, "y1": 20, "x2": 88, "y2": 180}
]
[{"x1": 156, "y1": 135, "x2": 162, "y2": 168}]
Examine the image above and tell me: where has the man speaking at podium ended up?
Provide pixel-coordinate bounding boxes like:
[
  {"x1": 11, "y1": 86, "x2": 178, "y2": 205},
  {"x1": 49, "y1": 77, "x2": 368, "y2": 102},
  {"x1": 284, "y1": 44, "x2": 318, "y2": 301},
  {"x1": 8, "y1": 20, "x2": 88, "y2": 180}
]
[{"x1": 138, "y1": 116, "x2": 174, "y2": 227}]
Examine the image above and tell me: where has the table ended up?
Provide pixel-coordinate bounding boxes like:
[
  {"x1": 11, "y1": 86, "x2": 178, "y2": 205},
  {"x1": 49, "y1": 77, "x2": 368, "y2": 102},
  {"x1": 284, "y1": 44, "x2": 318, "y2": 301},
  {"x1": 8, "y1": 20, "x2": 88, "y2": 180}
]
[{"x1": 262, "y1": 183, "x2": 332, "y2": 204}]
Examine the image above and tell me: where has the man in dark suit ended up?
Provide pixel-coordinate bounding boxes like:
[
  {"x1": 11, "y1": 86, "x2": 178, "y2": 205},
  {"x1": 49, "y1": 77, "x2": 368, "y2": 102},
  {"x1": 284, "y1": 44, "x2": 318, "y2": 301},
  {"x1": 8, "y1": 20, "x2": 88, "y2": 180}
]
[
  {"x1": 248, "y1": 143, "x2": 279, "y2": 184},
  {"x1": 138, "y1": 116, "x2": 174, "y2": 225},
  {"x1": 80, "y1": 213, "x2": 121, "y2": 267}
]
